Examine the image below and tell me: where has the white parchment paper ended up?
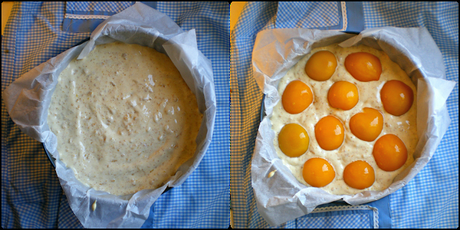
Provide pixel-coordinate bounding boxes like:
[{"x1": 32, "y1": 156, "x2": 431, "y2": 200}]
[
  {"x1": 3, "y1": 3, "x2": 216, "y2": 228},
  {"x1": 251, "y1": 27, "x2": 456, "y2": 226}
]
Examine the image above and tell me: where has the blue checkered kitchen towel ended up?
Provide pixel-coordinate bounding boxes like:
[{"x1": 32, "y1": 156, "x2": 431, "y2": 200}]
[
  {"x1": 230, "y1": 2, "x2": 458, "y2": 228},
  {"x1": 1, "y1": 2, "x2": 229, "y2": 228}
]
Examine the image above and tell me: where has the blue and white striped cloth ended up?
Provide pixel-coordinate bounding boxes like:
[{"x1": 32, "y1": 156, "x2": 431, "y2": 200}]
[
  {"x1": 230, "y1": 1, "x2": 458, "y2": 228},
  {"x1": 1, "y1": 2, "x2": 229, "y2": 228}
]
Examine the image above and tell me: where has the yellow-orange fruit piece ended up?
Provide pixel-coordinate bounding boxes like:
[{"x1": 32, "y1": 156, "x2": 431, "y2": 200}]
[
  {"x1": 328, "y1": 81, "x2": 359, "y2": 110},
  {"x1": 305, "y1": 50, "x2": 337, "y2": 81},
  {"x1": 345, "y1": 52, "x2": 382, "y2": 82},
  {"x1": 302, "y1": 158, "x2": 335, "y2": 187},
  {"x1": 373, "y1": 134, "x2": 408, "y2": 171},
  {"x1": 315, "y1": 116, "x2": 344, "y2": 150},
  {"x1": 282, "y1": 80, "x2": 313, "y2": 114},
  {"x1": 278, "y1": 123, "x2": 309, "y2": 158},
  {"x1": 349, "y1": 108, "x2": 384, "y2": 142},
  {"x1": 343, "y1": 160, "x2": 375, "y2": 189},
  {"x1": 380, "y1": 80, "x2": 414, "y2": 116}
]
